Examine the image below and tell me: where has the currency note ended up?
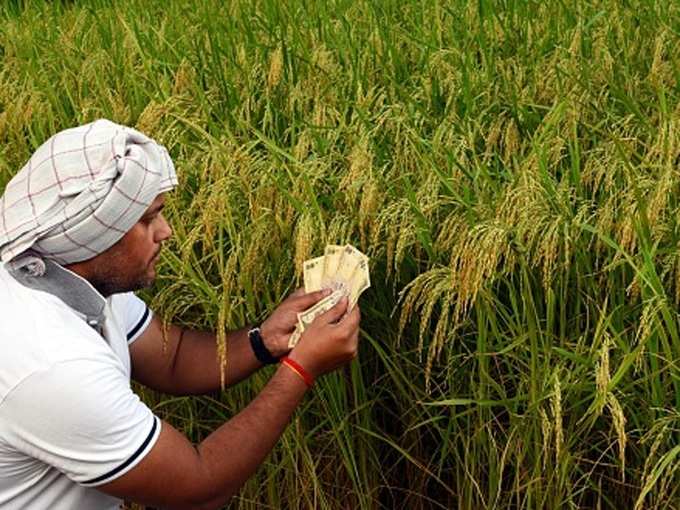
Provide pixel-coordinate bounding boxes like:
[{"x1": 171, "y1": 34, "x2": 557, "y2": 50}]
[
  {"x1": 349, "y1": 258, "x2": 370, "y2": 309},
  {"x1": 298, "y1": 289, "x2": 344, "y2": 329},
  {"x1": 287, "y1": 326, "x2": 302, "y2": 349},
  {"x1": 291, "y1": 245, "x2": 370, "y2": 348},
  {"x1": 337, "y1": 245, "x2": 363, "y2": 285},
  {"x1": 303, "y1": 255, "x2": 325, "y2": 292},
  {"x1": 322, "y1": 245, "x2": 345, "y2": 288}
]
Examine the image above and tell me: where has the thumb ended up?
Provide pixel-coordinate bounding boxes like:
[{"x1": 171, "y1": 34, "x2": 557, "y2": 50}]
[
  {"x1": 320, "y1": 296, "x2": 349, "y2": 324},
  {"x1": 294, "y1": 288, "x2": 332, "y2": 310},
  {"x1": 291, "y1": 287, "x2": 306, "y2": 297}
]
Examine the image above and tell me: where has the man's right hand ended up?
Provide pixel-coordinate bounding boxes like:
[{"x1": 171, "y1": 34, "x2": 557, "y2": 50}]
[{"x1": 287, "y1": 297, "x2": 361, "y2": 379}]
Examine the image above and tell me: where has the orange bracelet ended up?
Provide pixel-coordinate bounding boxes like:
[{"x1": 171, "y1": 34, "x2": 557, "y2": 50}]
[{"x1": 281, "y1": 357, "x2": 314, "y2": 388}]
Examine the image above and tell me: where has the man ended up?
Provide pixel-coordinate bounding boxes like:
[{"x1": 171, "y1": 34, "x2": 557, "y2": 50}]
[{"x1": 0, "y1": 120, "x2": 361, "y2": 509}]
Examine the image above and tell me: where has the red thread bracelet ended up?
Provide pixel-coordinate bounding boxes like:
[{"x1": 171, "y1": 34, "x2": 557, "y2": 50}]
[{"x1": 281, "y1": 357, "x2": 314, "y2": 388}]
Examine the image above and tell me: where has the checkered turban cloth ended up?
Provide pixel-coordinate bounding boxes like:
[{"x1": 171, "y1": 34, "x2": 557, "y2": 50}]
[{"x1": 0, "y1": 119, "x2": 178, "y2": 275}]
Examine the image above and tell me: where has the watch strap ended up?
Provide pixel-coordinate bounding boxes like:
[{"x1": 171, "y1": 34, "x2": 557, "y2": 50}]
[{"x1": 248, "y1": 327, "x2": 279, "y2": 365}]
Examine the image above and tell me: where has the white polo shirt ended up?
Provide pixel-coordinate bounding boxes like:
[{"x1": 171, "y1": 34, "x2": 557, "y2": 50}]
[{"x1": 0, "y1": 260, "x2": 158, "y2": 509}]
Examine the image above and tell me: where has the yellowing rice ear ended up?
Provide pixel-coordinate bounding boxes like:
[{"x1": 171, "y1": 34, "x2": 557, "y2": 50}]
[
  {"x1": 267, "y1": 46, "x2": 283, "y2": 90},
  {"x1": 294, "y1": 212, "x2": 316, "y2": 278}
]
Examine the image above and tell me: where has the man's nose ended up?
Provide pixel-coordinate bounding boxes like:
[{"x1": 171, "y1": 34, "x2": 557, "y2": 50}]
[{"x1": 155, "y1": 214, "x2": 173, "y2": 242}]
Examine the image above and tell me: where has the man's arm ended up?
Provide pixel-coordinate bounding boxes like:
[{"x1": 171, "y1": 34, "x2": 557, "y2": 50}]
[
  {"x1": 99, "y1": 299, "x2": 360, "y2": 510},
  {"x1": 129, "y1": 289, "x2": 330, "y2": 395},
  {"x1": 129, "y1": 321, "x2": 258, "y2": 395}
]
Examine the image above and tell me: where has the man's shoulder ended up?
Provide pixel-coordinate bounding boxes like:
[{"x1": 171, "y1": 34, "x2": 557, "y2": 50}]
[
  {"x1": 0, "y1": 263, "x2": 68, "y2": 314},
  {"x1": 0, "y1": 265, "x2": 117, "y2": 402},
  {"x1": 0, "y1": 264, "x2": 89, "y2": 337}
]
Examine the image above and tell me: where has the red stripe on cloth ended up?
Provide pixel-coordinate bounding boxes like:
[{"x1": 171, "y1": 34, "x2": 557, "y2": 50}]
[
  {"x1": 83, "y1": 123, "x2": 95, "y2": 179},
  {"x1": 50, "y1": 134, "x2": 64, "y2": 191}
]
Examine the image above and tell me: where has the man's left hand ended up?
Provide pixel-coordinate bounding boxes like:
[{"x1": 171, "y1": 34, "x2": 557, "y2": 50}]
[{"x1": 260, "y1": 288, "x2": 332, "y2": 358}]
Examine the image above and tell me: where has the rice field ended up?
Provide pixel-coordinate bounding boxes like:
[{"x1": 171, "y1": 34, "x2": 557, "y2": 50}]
[{"x1": 1, "y1": 0, "x2": 680, "y2": 508}]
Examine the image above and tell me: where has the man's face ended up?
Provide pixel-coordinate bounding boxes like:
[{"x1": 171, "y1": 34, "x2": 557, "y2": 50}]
[{"x1": 83, "y1": 193, "x2": 172, "y2": 296}]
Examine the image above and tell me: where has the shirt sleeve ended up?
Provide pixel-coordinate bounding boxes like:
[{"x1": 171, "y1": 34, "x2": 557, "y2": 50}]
[
  {"x1": 110, "y1": 292, "x2": 153, "y2": 344},
  {"x1": 0, "y1": 358, "x2": 161, "y2": 487}
]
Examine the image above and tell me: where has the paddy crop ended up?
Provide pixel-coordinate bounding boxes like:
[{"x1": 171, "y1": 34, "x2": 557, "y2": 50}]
[{"x1": 1, "y1": 0, "x2": 680, "y2": 508}]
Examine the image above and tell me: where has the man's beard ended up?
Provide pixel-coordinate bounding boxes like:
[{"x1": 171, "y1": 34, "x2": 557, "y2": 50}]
[{"x1": 88, "y1": 267, "x2": 155, "y2": 297}]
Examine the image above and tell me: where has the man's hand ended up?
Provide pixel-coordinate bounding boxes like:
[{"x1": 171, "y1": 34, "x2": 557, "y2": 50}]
[
  {"x1": 287, "y1": 297, "x2": 361, "y2": 378},
  {"x1": 260, "y1": 288, "x2": 332, "y2": 358}
]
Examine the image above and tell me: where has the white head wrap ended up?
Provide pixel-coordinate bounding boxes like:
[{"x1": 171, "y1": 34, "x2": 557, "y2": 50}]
[{"x1": 0, "y1": 119, "x2": 178, "y2": 276}]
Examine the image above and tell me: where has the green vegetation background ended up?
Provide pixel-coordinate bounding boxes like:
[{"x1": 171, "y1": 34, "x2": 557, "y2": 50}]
[{"x1": 1, "y1": 0, "x2": 679, "y2": 508}]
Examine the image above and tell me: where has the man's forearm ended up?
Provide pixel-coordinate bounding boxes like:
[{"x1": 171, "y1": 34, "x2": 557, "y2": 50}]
[
  {"x1": 133, "y1": 288, "x2": 330, "y2": 395},
  {"x1": 192, "y1": 365, "x2": 307, "y2": 508},
  {"x1": 168, "y1": 326, "x2": 264, "y2": 394}
]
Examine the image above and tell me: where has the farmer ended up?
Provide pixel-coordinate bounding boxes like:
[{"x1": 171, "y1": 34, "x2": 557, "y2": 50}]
[{"x1": 0, "y1": 119, "x2": 360, "y2": 509}]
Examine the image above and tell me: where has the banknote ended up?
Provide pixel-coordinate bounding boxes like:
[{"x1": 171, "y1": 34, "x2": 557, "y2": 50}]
[
  {"x1": 322, "y1": 245, "x2": 345, "y2": 289},
  {"x1": 303, "y1": 255, "x2": 325, "y2": 293},
  {"x1": 298, "y1": 290, "x2": 344, "y2": 329},
  {"x1": 287, "y1": 290, "x2": 343, "y2": 348},
  {"x1": 335, "y1": 245, "x2": 365, "y2": 293},
  {"x1": 289, "y1": 244, "x2": 371, "y2": 348},
  {"x1": 287, "y1": 327, "x2": 302, "y2": 349},
  {"x1": 349, "y1": 258, "x2": 370, "y2": 309}
]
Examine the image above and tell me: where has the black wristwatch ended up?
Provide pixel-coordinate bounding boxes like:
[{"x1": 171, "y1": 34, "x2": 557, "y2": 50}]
[{"x1": 248, "y1": 327, "x2": 279, "y2": 365}]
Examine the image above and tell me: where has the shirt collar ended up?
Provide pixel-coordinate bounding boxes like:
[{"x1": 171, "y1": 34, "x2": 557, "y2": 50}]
[{"x1": 7, "y1": 258, "x2": 107, "y2": 330}]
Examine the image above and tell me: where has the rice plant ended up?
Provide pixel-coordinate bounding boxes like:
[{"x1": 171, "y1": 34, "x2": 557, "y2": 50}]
[{"x1": 1, "y1": 0, "x2": 679, "y2": 508}]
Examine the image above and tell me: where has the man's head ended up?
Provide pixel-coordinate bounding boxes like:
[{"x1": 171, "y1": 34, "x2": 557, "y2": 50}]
[
  {"x1": 65, "y1": 193, "x2": 172, "y2": 296},
  {"x1": 0, "y1": 119, "x2": 178, "y2": 293}
]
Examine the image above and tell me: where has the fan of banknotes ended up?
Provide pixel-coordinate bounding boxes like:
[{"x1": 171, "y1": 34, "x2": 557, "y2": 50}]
[{"x1": 288, "y1": 244, "x2": 371, "y2": 348}]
